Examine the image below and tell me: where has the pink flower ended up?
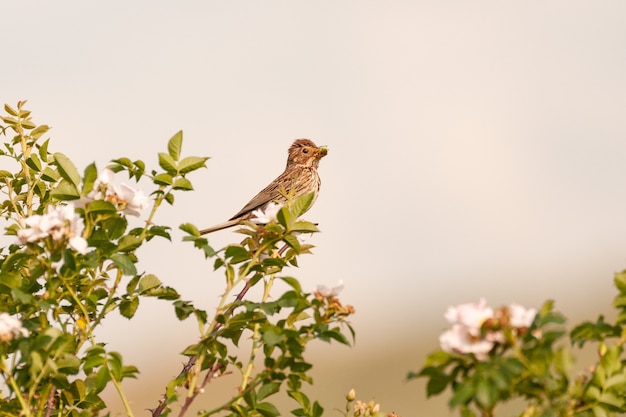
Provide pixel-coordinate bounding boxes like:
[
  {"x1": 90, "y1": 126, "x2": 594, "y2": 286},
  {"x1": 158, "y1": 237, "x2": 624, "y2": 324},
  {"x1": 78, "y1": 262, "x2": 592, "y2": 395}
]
[
  {"x1": 444, "y1": 298, "x2": 494, "y2": 337},
  {"x1": 509, "y1": 303, "x2": 537, "y2": 328},
  {"x1": 439, "y1": 324, "x2": 494, "y2": 360},
  {"x1": 17, "y1": 204, "x2": 88, "y2": 254}
]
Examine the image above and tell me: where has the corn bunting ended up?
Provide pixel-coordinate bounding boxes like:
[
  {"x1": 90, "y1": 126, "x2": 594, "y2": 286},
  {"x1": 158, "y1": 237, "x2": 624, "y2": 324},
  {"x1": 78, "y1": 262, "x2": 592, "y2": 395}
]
[{"x1": 199, "y1": 139, "x2": 328, "y2": 234}]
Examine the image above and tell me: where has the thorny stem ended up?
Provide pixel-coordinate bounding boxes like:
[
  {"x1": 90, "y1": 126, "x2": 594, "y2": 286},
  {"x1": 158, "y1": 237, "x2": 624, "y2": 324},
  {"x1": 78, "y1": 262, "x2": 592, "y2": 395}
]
[
  {"x1": 151, "y1": 240, "x2": 289, "y2": 417},
  {"x1": 43, "y1": 387, "x2": 56, "y2": 417}
]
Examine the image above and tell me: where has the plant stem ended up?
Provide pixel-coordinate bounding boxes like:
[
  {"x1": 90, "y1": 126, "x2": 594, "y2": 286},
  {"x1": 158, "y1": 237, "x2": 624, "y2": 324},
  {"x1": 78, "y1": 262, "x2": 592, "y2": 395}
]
[{"x1": 239, "y1": 274, "x2": 275, "y2": 395}]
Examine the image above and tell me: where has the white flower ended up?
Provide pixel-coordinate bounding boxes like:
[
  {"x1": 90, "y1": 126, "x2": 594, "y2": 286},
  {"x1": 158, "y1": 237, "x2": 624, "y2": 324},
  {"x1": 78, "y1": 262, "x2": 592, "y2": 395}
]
[
  {"x1": 0, "y1": 313, "x2": 29, "y2": 342},
  {"x1": 509, "y1": 303, "x2": 537, "y2": 328},
  {"x1": 250, "y1": 202, "x2": 283, "y2": 224},
  {"x1": 316, "y1": 280, "x2": 344, "y2": 297},
  {"x1": 17, "y1": 204, "x2": 88, "y2": 254},
  {"x1": 81, "y1": 169, "x2": 149, "y2": 217},
  {"x1": 113, "y1": 183, "x2": 149, "y2": 216},
  {"x1": 444, "y1": 298, "x2": 493, "y2": 337},
  {"x1": 439, "y1": 324, "x2": 494, "y2": 360},
  {"x1": 95, "y1": 168, "x2": 115, "y2": 189},
  {"x1": 68, "y1": 236, "x2": 89, "y2": 254},
  {"x1": 17, "y1": 214, "x2": 49, "y2": 243}
]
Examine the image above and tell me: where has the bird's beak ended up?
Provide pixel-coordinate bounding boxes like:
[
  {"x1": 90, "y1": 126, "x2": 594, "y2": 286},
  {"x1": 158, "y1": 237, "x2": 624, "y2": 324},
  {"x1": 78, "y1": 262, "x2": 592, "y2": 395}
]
[{"x1": 318, "y1": 146, "x2": 328, "y2": 157}]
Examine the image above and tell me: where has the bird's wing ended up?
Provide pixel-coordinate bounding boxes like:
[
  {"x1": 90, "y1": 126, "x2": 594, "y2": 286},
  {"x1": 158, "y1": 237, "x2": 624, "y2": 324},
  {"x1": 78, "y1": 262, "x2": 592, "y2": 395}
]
[{"x1": 228, "y1": 173, "x2": 287, "y2": 220}]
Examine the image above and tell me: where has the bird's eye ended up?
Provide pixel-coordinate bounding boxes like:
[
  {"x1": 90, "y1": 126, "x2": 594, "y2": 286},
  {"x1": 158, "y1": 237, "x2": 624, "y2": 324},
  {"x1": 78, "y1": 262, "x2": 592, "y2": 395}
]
[{"x1": 302, "y1": 148, "x2": 308, "y2": 154}]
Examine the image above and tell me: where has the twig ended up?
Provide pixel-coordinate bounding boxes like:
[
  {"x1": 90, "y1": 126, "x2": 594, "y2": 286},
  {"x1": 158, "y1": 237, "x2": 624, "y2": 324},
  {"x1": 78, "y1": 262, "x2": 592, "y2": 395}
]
[
  {"x1": 44, "y1": 387, "x2": 56, "y2": 417},
  {"x1": 151, "y1": 242, "x2": 288, "y2": 417}
]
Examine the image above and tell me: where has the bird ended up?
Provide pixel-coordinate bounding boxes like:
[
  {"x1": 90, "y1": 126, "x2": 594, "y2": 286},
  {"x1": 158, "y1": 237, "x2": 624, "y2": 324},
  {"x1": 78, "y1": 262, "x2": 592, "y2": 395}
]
[{"x1": 199, "y1": 139, "x2": 328, "y2": 235}]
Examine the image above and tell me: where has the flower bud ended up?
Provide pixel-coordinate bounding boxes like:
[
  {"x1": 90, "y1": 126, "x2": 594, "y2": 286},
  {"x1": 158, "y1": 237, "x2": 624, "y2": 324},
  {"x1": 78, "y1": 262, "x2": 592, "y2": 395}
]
[{"x1": 346, "y1": 388, "x2": 356, "y2": 401}]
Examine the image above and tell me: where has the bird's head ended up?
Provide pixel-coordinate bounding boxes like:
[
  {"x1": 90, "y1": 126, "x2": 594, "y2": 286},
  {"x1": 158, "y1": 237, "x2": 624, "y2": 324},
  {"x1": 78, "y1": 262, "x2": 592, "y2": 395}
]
[{"x1": 287, "y1": 139, "x2": 328, "y2": 168}]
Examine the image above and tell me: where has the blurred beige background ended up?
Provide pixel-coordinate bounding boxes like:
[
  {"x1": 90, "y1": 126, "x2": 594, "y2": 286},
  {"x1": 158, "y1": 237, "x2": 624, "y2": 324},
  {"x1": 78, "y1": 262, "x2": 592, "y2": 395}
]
[{"x1": 3, "y1": 2, "x2": 626, "y2": 416}]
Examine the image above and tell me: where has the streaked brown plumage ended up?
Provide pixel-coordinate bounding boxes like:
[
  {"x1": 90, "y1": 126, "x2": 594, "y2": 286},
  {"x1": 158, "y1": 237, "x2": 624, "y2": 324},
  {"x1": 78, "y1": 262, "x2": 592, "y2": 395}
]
[{"x1": 199, "y1": 139, "x2": 328, "y2": 235}]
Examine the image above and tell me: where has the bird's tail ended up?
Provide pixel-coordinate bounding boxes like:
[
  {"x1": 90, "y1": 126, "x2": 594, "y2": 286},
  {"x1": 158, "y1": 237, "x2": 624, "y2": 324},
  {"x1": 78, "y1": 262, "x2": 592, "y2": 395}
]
[{"x1": 198, "y1": 219, "x2": 241, "y2": 235}]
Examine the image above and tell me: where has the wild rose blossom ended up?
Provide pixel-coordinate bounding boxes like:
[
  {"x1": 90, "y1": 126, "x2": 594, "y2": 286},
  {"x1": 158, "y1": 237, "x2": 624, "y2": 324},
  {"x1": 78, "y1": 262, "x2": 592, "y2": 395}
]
[
  {"x1": 0, "y1": 313, "x2": 29, "y2": 342},
  {"x1": 17, "y1": 204, "x2": 88, "y2": 254},
  {"x1": 440, "y1": 299, "x2": 537, "y2": 360},
  {"x1": 444, "y1": 298, "x2": 493, "y2": 337},
  {"x1": 316, "y1": 280, "x2": 344, "y2": 298},
  {"x1": 509, "y1": 303, "x2": 537, "y2": 328},
  {"x1": 250, "y1": 202, "x2": 282, "y2": 224},
  {"x1": 439, "y1": 324, "x2": 495, "y2": 360},
  {"x1": 84, "y1": 169, "x2": 149, "y2": 217}
]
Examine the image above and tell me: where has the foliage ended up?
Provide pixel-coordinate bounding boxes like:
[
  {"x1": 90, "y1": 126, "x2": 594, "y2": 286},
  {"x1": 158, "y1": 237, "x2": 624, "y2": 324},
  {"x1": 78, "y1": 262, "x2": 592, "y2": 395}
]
[
  {"x1": 0, "y1": 101, "x2": 356, "y2": 417},
  {"x1": 412, "y1": 274, "x2": 626, "y2": 417}
]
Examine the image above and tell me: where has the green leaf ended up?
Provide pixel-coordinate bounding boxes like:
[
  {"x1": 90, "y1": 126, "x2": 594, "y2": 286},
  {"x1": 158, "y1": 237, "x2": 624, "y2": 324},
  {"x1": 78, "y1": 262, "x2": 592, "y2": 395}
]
[
  {"x1": 168, "y1": 131, "x2": 183, "y2": 160},
  {"x1": 21, "y1": 119, "x2": 36, "y2": 129},
  {"x1": 110, "y1": 254, "x2": 137, "y2": 276},
  {"x1": 41, "y1": 166, "x2": 60, "y2": 182},
  {"x1": 615, "y1": 271, "x2": 626, "y2": 293},
  {"x1": 288, "y1": 390, "x2": 310, "y2": 408},
  {"x1": 255, "y1": 402, "x2": 280, "y2": 417},
  {"x1": 475, "y1": 377, "x2": 497, "y2": 409},
  {"x1": 282, "y1": 234, "x2": 300, "y2": 251},
  {"x1": 86, "y1": 366, "x2": 110, "y2": 394},
  {"x1": 120, "y1": 297, "x2": 139, "y2": 319},
  {"x1": 311, "y1": 401, "x2": 323, "y2": 417},
  {"x1": 12, "y1": 287, "x2": 34, "y2": 304},
  {"x1": 158, "y1": 153, "x2": 177, "y2": 174},
  {"x1": 117, "y1": 235, "x2": 142, "y2": 252},
  {"x1": 54, "y1": 152, "x2": 81, "y2": 187},
  {"x1": 38, "y1": 138, "x2": 50, "y2": 162},
  {"x1": 102, "y1": 217, "x2": 128, "y2": 240},
  {"x1": 290, "y1": 192, "x2": 315, "y2": 218},
  {"x1": 126, "y1": 276, "x2": 140, "y2": 293},
  {"x1": 4, "y1": 103, "x2": 18, "y2": 116},
  {"x1": 84, "y1": 346, "x2": 106, "y2": 372},
  {"x1": 319, "y1": 328, "x2": 350, "y2": 345},
  {"x1": 26, "y1": 154, "x2": 42, "y2": 172},
  {"x1": 257, "y1": 382, "x2": 281, "y2": 402},
  {"x1": 178, "y1": 156, "x2": 209, "y2": 174},
  {"x1": 291, "y1": 221, "x2": 319, "y2": 233},
  {"x1": 174, "y1": 300, "x2": 196, "y2": 320},
  {"x1": 180, "y1": 223, "x2": 199, "y2": 235},
  {"x1": 57, "y1": 353, "x2": 81, "y2": 374},
  {"x1": 31, "y1": 124, "x2": 50, "y2": 140},
  {"x1": 279, "y1": 277, "x2": 302, "y2": 293},
  {"x1": 263, "y1": 328, "x2": 286, "y2": 347},
  {"x1": 153, "y1": 173, "x2": 173, "y2": 186},
  {"x1": 172, "y1": 178, "x2": 193, "y2": 190},
  {"x1": 108, "y1": 352, "x2": 123, "y2": 380},
  {"x1": 138, "y1": 274, "x2": 162, "y2": 293},
  {"x1": 277, "y1": 207, "x2": 291, "y2": 228},
  {"x1": 427, "y1": 372, "x2": 450, "y2": 396},
  {"x1": 450, "y1": 382, "x2": 475, "y2": 407},
  {"x1": 225, "y1": 245, "x2": 250, "y2": 264},
  {"x1": 85, "y1": 200, "x2": 117, "y2": 213},
  {"x1": 51, "y1": 180, "x2": 80, "y2": 200},
  {"x1": 83, "y1": 163, "x2": 98, "y2": 195}
]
